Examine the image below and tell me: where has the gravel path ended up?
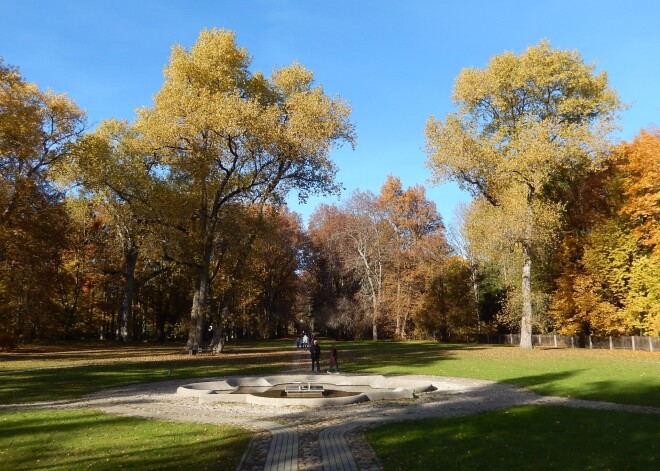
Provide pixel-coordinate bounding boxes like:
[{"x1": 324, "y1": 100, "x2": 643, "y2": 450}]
[{"x1": 4, "y1": 348, "x2": 659, "y2": 470}]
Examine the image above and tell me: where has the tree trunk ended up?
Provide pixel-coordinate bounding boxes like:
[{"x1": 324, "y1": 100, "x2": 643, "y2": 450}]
[
  {"x1": 117, "y1": 246, "x2": 139, "y2": 342},
  {"x1": 520, "y1": 240, "x2": 533, "y2": 348},
  {"x1": 187, "y1": 259, "x2": 210, "y2": 351},
  {"x1": 372, "y1": 294, "x2": 379, "y2": 341},
  {"x1": 395, "y1": 278, "x2": 402, "y2": 339},
  {"x1": 155, "y1": 290, "x2": 168, "y2": 342},
  {"x1": 469, "y1": 258, "x2": 480, "y2": 333},
  {"x1": 211, "y1": 306, "x2": 227, "y2": 353},
  {"x1": 520, "y1": 191, "x2": 534, "y2": 349}
]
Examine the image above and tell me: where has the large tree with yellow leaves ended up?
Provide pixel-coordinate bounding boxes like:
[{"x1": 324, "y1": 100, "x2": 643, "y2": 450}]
[
  {"x1": 136, "y1": 30, "x2": 355, "y2": 350},
  {"x1": 425, "y1": 40, "x2": 622, "y2": 347},
  {"x1": 1, "y1": 59, "x2": 86, "y2": 339}
]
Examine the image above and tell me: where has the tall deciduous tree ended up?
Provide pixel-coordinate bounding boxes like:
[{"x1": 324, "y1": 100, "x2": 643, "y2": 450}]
[
  {"x1": 415, "y1": 255, "x2": 478, "y2": 340},
  {"x1": 1, "y1": 59, "x2": 85, "y2": 339},
  {"x1": 69, "y1": 120, "x2": 169, "y2": 341},
  {"x1": 343, "y1": 191, "x2": 390, "y2": 340},
  {"x1": 307, "y1": 204, "x2": 365, "y2": 338},
  {"x1": 377, "y1": 176, "x2": 444, "y2": 338},
  {"x1": 1, "y1": 59, "x2": 86, "y2": 223},
  {"x1": 240, "y1": 206, "x2": 304, "y2": 338},
  {"x1": 308, "y1": 196, "x2": 389, "y2": 340},
  {"x1": 136, "y1": 29, "x2": 354, "y2": 350},
  {"x1": 425, "y1": 40, "x2": 622, "y2": 347}
]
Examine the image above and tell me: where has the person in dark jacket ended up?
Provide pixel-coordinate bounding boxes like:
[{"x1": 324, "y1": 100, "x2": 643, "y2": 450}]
[{"x1": 310, "y1": 339, "x2": 321, "y2": 371}]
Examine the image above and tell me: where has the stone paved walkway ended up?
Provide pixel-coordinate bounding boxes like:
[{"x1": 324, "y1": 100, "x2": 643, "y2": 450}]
[{"x1": 4, "y1": 346, "x2": 659, "y2": 471}]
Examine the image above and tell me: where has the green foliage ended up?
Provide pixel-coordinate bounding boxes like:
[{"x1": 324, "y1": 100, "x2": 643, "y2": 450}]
[
  {"x1": 367, "y1": 406, "x2": 659, "y2": 471},
  {"x1": 0, "y1": 409, "x2": 250, "y2": 470}
]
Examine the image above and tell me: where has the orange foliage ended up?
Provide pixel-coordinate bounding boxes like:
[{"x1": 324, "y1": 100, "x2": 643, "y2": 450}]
[{"x1": 617, "y1": 128, "x2": 660, "y2": 248}]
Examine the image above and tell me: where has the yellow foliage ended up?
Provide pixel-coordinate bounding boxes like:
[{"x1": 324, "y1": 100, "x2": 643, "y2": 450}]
[{"x1": 425, "y1": 40, "x2": 623, "y2": 342}]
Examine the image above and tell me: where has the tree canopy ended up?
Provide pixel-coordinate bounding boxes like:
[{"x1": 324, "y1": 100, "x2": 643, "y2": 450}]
[
  {"x1": 134, "y1": 29, "x2": 355, "y2": 349},
  {"x1": 425, "y1": 40, "x2": 623, "y2": 347},
  {"x1": 1, "y1": 37, "x2": 656, "y2": 347}
]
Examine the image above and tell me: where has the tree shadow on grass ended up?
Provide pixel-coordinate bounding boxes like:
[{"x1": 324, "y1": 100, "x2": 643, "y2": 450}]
[
  {"x1": 504, "y1": 370, "x2": 584, "y2": 389},
  {"x1": 366, "y1": 404, "x2": 660, "y2": 471},
  {"x1": 1, "y1": 340, "x2": 288, "y2": 367},
  {"x1": 0, "y1": 349, "x2": 297, "y2": 405},
  {"x1": 338, "y1": 342, "x2": 464, "y2": 373},
  {"x1": 503, "y1": 371, "x2": 660, "y2": 407}
]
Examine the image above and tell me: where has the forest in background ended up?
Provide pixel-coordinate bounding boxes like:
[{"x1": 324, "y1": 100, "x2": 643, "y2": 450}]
[{"x1": 1, "y1": 32, "x2": 658, "y2": 350}]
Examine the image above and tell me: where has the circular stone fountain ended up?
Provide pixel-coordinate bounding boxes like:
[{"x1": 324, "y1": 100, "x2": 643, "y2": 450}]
[{"x1": 177, "y1": 374, "x2": 435, "y2": 407}]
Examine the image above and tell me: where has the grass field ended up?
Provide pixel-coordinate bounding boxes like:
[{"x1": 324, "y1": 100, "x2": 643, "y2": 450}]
[
  {"x1": 337, "y1": 341, "x2": 660, "y2": 407},
  {"x1": 0, "y1": 409, "x2": 250, "y2": 471},
  {"x1": 1, "y1": 340, "x2": 658, "y2": 406},
  {"x1": 0, "y1": 341, "x2": 288, "y2": 404},
  {"x1": 366, "y1": 405, "x2": 659, "y2": 471},
  {"x1": 1, "y1": 339, "x2": 658, "y2": 470}
]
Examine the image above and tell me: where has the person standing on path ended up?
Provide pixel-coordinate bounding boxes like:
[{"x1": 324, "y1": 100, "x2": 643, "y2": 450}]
[
  {"x1": 310, "y1": 339, "x2": 321, "y2": 371},
  {"x1": 327, "y1": 345, "x2": 339, "y2": 374}
]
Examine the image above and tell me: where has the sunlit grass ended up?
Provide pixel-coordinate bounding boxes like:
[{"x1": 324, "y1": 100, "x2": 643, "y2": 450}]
[
  {"x1": 0, "y1": 340, "x2": 291, "y2": 404},
  {"x1": 1, "y1": 339, "x2": 658, "y2": 406},
  {"x1": 366, "y1": 405, "x2": 659, "y2": 471},
  {"x1": 1, "y1": 339, "x2": 658, "y2": 470},
  {"x1": 337, "y1": 341, "x2": 660, "y2": 407},
  {"x1": 0, "y1": 409, "x2": 250, "y2": 471}
]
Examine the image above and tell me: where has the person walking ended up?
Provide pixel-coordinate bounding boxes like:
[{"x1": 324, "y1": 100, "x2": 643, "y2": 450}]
[
  {"x1": 310, "y1": 339, "x2": 321, "y2": 371},
  {"x1": 327, "y1": 344, "x2": 339, "y2": 374}
]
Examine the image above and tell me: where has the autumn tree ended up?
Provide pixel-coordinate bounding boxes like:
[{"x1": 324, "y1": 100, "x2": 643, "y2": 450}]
[
  {"x1": 617, "y1": 129, "x2": 660, "y2": 334},
  {"x1": 0, "y1": 181, "x2": 71, "y2": 339},
  {"x1": 340, "y1": 191, "x2": 392, "y2": 340},
  {"x1": 459, "y1": 188, "x2": 561, "y2": 334},
  {"x1": 550, "y1": 129, "x2": 660, "y2": 336},
  {"x1": 0, "y1": 59, "x2": 86, "y2": 223},
  {"x1": 377, "y1": 175, "x2": 444, "y2": 338},
  {"x1": 425, "y1": 40, "x2": 622, "y2": 347},
  {"x1": 232, "y1": 206, "x2": 304, "y2": 339},
  {"x1": 306, "y1": 204, "x2": 365, "y2": 339},
  {"x1": 68, "y1": 118, "x2": 181, "y2": 341},
  {"x1": 308, "y1": 178, "x2": 453, "y2": 341},
  {"x1": 308, "y1": 193, "x2": 389, "y2": 340},
  {"x1": 447, "y1": 204, "x2": 489, "y2": 330},
  {"x1": 135, "y1": 29, "x2": 355, "y2": 351},
  {"x1": 618, "y1": 129, "x2": 660, "y2": 250},
  {"x1": 0, "y1": 59, "x2": 86, "y2": 339},
  {"x1": 415, "y1": 255, "x2": 478, "y2": 340}
]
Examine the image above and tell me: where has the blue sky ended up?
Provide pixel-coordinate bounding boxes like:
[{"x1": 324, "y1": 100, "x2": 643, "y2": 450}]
[{"x1": 2, "y1": 0, "x2": 658, "y2": 226}]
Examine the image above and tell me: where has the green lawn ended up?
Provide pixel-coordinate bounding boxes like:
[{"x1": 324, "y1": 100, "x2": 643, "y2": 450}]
[
  {"x1": 0, "y1": 341, "x2": 288, "y2": 404},
  {"x1": 1, "y1": 339, "x2": 658, "y2": 470},
  {"x1": 366, "y1": 405, "x2": 660, "y2": 471},
  {"x1": 1, "y1": 340, "x2": 658, "y2": 406},
  {"x1": 0, "y1": 409, "x2": 250, "y2": 471},
  {"x1": 337, "y1": 341, "x2": 660, "y2": 407}
]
